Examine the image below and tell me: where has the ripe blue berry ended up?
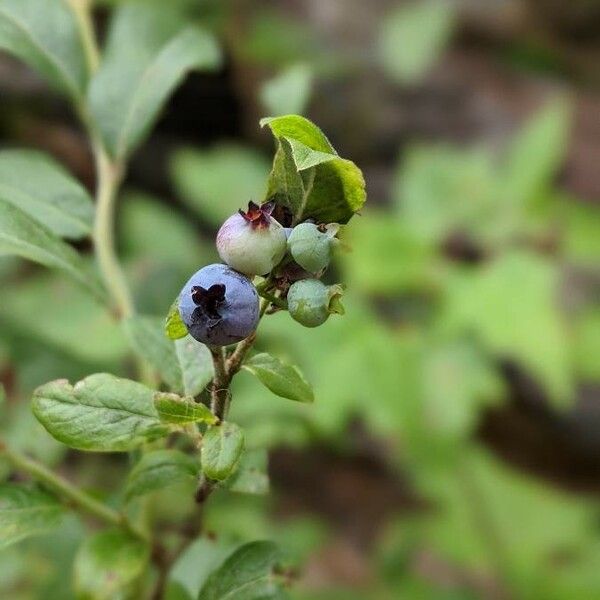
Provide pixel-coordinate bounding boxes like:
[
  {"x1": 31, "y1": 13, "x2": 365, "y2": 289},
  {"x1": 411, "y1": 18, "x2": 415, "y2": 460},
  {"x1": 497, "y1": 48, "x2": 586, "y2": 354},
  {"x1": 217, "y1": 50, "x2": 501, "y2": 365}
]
[
  {"x1": 179, "y1": 264, "x2": 259, "y2": 346},
  {"x1": 287, "y1": 279, "x2": 344, "y2": 328},
  {"x1": 216, "y1": 201, "x2": 287, "y2": 276}
]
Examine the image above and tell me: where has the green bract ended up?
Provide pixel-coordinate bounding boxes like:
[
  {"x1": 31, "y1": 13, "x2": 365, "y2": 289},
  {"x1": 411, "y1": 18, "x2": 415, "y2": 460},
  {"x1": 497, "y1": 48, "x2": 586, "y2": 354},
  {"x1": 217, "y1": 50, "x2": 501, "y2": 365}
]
[{"x1": 287, "y1": 279, "x2": 345, "y2": 328}]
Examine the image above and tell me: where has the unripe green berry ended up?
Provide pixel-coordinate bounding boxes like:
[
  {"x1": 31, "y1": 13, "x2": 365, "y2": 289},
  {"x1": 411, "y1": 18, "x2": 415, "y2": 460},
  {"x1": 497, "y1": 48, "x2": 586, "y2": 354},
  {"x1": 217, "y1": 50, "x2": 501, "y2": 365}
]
[
  {"x1": 287, "y1": 279, "x2": 344, "y2": 328},
  {"x1": 287, "y1": 223, "x2": 339, "y2": 274}
]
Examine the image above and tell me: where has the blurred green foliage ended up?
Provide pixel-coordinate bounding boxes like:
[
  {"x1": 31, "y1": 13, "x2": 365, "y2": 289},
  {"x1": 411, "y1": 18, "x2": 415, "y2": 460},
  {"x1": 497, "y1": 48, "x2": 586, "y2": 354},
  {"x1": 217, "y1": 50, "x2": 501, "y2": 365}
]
[{"x1": 0, "y1": 0, "x2": 599, "y2": 598}]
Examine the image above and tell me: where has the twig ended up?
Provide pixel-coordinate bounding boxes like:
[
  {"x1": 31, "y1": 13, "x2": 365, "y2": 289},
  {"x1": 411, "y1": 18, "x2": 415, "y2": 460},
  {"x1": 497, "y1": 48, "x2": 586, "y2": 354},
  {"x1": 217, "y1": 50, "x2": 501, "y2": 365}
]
[{"x1": 0, "y1": 442, "x2": 147, "y2": 541}]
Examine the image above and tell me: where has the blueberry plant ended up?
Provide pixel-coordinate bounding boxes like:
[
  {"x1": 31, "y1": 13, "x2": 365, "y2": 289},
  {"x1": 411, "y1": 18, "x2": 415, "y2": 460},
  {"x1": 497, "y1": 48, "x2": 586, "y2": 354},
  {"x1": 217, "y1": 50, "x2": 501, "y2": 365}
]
[{"x1": 0, "y1": 1, "x2": 365, "y2": 598}]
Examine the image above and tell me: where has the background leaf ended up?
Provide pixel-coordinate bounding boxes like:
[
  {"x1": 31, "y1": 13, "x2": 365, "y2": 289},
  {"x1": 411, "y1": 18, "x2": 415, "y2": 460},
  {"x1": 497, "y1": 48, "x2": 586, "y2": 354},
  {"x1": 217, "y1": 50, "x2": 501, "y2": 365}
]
[
  {"x1": 502, "y1": 99, "x2": 572, "y2": 208},
  {"x1": 0, "y1": 484, "x2": 63, "y2": 549},
  {"x1": 125, "y1": 449, "x2": 199, "y2": 501},
  {"x1": 123, "y1": 315, "x2": 182, "y2": 391},
  {"x1": 89, "y1": 3, "x2": 221, "y2": 159},
  {"x1": 0, "y1": 199, "x2": 104, "y2": 300},
  {"x1": 0, "y1": 273, "x2": 127, "y2": 365},
  {"x1": 439, "y1": 252, "x2": 573, "y2": 405},
  {"x1": 260, "y1": 63, "x2": 313, "y2": 116},
  {"x1": 378, "y1": 0, "x2": 456, "y2": 85},
  {"x1": 243, "y1": 353, "x2": 314, "y2": 403},
  {"x1": 0, "y1": 0, "x2": 88, "y2": 99},
  {"x1": 0, "y1": 150, "x2": 94, "y2": 239},
  {"x1": 197, "y1": 540, "x2": 286, "y2": 600},
  {"x1": 124, "y1": 316, "x2": 214, "y2": 395},
  {"x1": 73, "y1": 529, "x2": 149, "y2": 600},
  {"x1": 32, "y1": 374, "x2": 169, "y2": 451},
  {"x1": 201, "y1": 422, "x2": 245, "y2": 481},
  {"x1": 225, "y1": 448, "x2": 270, "y2": 495},
  {"x1": 174, "y1": 335, "x2": 214, "y2": 397},
  {"x1": 170, "y1": 144, "x2": 270, "y2": 226}
]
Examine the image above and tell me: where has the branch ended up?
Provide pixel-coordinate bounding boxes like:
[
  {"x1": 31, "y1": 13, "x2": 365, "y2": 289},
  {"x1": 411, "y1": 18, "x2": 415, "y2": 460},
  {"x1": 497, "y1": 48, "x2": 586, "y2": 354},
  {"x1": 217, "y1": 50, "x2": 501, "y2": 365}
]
[{"x1": 0, "y1": 442, "x2": 148, "y2": 541}]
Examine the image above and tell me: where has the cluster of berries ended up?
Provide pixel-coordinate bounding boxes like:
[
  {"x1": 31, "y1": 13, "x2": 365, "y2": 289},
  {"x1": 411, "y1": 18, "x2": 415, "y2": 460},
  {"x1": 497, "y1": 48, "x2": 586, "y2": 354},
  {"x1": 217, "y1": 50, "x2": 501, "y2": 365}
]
[{"x1": 178, "y1": 201, "x2": 344, "y2": 346}]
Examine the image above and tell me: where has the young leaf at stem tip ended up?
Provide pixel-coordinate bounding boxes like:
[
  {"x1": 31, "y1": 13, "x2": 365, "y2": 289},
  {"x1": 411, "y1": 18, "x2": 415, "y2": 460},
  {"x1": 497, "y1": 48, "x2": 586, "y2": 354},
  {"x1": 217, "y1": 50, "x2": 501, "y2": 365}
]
[{"x1": 261, "y1": 114, "x2": 366, "y2": 224}]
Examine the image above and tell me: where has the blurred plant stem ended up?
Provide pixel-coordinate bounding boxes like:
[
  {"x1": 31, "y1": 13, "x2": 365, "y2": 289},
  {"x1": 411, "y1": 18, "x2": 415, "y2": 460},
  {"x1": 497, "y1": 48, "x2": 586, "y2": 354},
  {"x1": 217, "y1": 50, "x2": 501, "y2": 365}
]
[
  {"x1": 0, "y1": 442, "x2": 148, "y2": 541},
  {"x1": 69, "y1": 0, "x2": 100, "y2": 73},
  {"x1": 93, "y1": 147, "x2": 134, "y2": 320}
]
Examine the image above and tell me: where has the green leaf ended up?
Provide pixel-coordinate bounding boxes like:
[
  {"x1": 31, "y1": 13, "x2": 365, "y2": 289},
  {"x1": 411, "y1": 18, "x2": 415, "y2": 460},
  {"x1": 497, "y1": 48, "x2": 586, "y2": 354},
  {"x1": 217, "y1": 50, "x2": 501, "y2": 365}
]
[
  {"x1": 0, "y1": 273, "x2": 127, "y2": 365},
  {"x1": 89, "y1": 3, "x2": 221, "y2": 160},
  {"x1": 120, "y1": 191, "x2": 214, "y2": 269},
  {"x1": 243, "y1": 353, "x2": 314, "y2": 403},
  {"x1": 166, "y1": 297, "x2": 188, "y2": 340},
  {"x1": 201, "y1": 422, "x2": 244, "y2": 481},
  {"x1": 260, "y1": 63, "x2": 313, "y2": 117},
  {"x1": 261, "y1": 114, "x2": 335, "y2": 153},
  {"x1": 198, "y1": 541, "x2": 286, "y2": 600},
  {"x1": 378, "y1": 0, "x2": 456, "y2": 85},
  {"x1": 502, "y1": 99, "x2": 572, "y2": 207},
  {"x1": 0, "y1": 150, "x2": 94, "y2": 239},
  {"x1": 123, "y1": 315, "x2": 182, "y2": 391},
  {"x1": 154, "y1": 392, "x2": 217, "y2": 426},
  {"x1": 169, "y1": 537, "x2": 237, "y2": 599},
  {"x1": 73, "y1": 529, "x2": 149, "y2": 600},
  {"x1": 439, "y1": 252, "x2": 573, "y2": 405},
  {"x1": 262, "y1": 115, "x2": 366, "y2": 224},
  {"x1": 392, "y1": 145, "x2": 497, "y2": 244},
  {"x1": 0, "y1": 484, "x2": 63, "y2": 549},
  {"x1": 174, "y1": 335, "x2": 214, "y2": 397},
  {"x1": 225, "y1": 448, "x2": 269, "y2": 495},
  {"x1": 170, "y1": 145, "x2": 270, "y2": 226},
  {"x1": 0, "y1": 0, "x2": 88, "y2": 100},
  {"x1": 0, "y1": 199, "x2": 104, "y2": 300},
  {"x1": 341, "y1": 212, "x2": 439, "y2": 294},
  {"x1": 132, "y1": 314, "x2": 213, "y2": 395},
  {"x1": 32, "y1": 374, "x2": 169, "y2": 451},
  {"x1": 125, "y1": 449, "x2": 199, "y2": 501}
]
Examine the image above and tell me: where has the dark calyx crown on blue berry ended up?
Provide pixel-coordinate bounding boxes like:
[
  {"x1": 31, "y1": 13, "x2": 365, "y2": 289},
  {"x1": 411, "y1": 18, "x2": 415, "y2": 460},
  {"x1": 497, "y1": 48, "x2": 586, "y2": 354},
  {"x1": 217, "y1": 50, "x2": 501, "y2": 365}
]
[
  {"x1": 238, "y1": 201, "x2": 276, "y2": 229},
  {"x1": 191, "y1": 283, "x2": 226, "y2": 321}
]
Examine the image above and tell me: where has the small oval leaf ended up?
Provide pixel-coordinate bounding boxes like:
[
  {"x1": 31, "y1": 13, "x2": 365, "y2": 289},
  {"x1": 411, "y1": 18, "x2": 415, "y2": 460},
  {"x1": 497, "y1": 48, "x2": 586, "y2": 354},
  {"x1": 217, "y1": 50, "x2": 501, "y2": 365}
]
[
  {"x1": 243, "y1": 353, "x2": 314, "y2": 403},
  {"x1": 166, "y1": 297, "x2": 188, "y2": 340},
  {"x1": 197, "y1": 541, "x2": 286, "y2": 600},
  {"x1": 154, "y1": 392, "x2": 217, "y2": 426},
  {"x1": 201, "y1": 422, "x2": 244, "y2": 481}
]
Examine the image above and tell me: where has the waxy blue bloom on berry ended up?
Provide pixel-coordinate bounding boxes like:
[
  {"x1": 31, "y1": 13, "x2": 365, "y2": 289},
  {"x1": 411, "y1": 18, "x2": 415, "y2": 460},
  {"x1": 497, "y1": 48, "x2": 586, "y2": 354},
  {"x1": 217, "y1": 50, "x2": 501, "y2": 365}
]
[{"x1": 179, "y1": 264, "x2": 259, "y2": 346}]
